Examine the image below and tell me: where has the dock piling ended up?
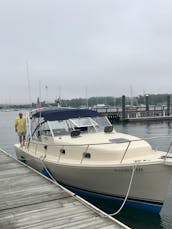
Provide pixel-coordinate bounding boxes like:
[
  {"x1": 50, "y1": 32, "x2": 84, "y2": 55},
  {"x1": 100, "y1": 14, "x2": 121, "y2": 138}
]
[
  {"x1": 145, "y1": 94, "x2": 149, "y2": 116},
  {"x1": 167, "y1": 95, "x2": 170, "y2": 116},
  {"x1": 122, "y1": 95, "x2": 126, "y2": 120}
]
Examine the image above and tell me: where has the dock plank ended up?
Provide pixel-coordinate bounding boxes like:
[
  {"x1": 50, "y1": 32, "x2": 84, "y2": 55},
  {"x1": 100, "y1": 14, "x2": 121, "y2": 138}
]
[{"x1": 0, "y1": 149, "x2": 129, "y2": 229}]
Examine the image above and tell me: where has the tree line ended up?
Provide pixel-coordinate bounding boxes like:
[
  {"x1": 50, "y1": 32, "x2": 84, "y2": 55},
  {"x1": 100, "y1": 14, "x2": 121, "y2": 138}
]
[
  {"x1": 50, "y1": 94, "x2": 172, "y2": 108},
  {"x1": 0, "y1": 94, "x2": 171, "y2": 109}
]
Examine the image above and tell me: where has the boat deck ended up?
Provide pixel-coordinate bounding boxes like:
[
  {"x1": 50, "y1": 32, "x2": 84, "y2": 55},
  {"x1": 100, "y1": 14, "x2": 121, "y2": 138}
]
[{"x1": 0, "y1": 149, "x2": 129, "y2": 229}]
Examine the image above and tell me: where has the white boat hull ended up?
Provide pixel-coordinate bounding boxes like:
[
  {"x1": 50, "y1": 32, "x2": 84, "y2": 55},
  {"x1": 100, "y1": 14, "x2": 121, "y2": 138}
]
[{"x1": 15, "y1": 145, "x2": 172, "y2": 212}]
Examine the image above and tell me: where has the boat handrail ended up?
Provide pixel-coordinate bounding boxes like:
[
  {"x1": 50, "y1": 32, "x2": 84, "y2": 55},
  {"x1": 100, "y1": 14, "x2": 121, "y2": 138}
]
[
  {"x1": 164, "y1": 141, "x2": 172, "y2": 161},
  {"x1": 27, "y1": 135, "x2": 172, "y2": 147},
  {"x1": 26, "y1": 135, "x2": 172, "y2": 164},
  {"x1": 120, "y1": 141, "x2": 131, "y2": 164}
]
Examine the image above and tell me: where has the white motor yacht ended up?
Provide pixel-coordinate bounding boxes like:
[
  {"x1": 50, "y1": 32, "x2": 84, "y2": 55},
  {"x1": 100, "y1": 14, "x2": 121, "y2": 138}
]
[{"x1": 15, "y1": 108, "x2": 172, "y2": 213}]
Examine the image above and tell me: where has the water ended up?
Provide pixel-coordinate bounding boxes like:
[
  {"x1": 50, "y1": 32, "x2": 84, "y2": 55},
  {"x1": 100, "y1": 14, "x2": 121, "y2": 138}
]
[
  {"x1": 0, "y1": 110, "x2": 19, "y2": 157},
  {"x1": 113, "y1": 122, "x2": 172, "y2": 229},
  {"x1": 1, "y1": 110, "x2": 172, "y2": 228}
]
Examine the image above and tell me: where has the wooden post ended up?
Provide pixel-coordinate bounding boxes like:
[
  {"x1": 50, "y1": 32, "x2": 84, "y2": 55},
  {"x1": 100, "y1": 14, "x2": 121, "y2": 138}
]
[
  {"x1": 167, "y1": 95, "x2": 170, "y2": 116},
  {"x1": 162, "y1": 106, "x2": 165, "y2": 117},
  {"x1": 145, "y1": 95, "x2": 149, "y2": 116},
  {"x1": 122, "y1": 95, "x2": 126, "y2": 120}
]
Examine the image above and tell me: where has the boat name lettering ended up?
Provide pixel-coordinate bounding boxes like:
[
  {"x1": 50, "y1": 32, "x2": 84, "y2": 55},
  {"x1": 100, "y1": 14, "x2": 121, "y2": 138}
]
[{"x1": 113, "y1": 168, "x2": 143, "y2": 172}]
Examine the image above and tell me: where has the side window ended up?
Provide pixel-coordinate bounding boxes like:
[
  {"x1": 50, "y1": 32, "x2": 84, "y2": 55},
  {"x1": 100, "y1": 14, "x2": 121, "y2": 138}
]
[
  {"x1": 40, "y1": 122, "x2": 51, "y2": 136},
  {"x1": 32, "y1": 126, "x2": 42, "y2": 140},
  {"x1": 50, "y1": 120, "x2": 69, "y2": 136}
]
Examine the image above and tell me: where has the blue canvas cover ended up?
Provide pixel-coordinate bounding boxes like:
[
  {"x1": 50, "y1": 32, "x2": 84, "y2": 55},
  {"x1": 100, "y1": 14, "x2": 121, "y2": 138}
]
[{"x1": 32, "y1": 108, "x2": 101, "y2": 121}]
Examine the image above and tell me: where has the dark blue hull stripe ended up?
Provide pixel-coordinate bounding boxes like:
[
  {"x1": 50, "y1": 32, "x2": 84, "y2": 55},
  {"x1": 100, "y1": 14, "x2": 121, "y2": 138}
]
[
  {"x1": 62, "y1": 184, "x2": 163, "y2": 213},
  {"x1": 19, "y1": 159, "x2": 27, "y2": 164},
  {"x1": 40, "y1": 168, "x2": 163, "y2": 213}
]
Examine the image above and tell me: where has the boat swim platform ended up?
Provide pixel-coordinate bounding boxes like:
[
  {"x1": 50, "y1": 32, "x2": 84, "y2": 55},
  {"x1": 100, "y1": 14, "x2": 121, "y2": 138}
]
[{"x1": 0, "y1": 149, "x2": 130, "y2": 229}]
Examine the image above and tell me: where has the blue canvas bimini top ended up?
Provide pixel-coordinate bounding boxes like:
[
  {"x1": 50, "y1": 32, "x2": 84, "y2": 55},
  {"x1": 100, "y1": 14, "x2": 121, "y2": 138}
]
[{"x1": 32, "y1": 108, "x2": 101, "y2": 121}]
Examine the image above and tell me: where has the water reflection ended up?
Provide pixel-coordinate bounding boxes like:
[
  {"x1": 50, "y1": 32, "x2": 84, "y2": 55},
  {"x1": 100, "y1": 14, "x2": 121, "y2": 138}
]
[
  {"x1": 113, "y1": 121, "x2": 172, "y2": 228},
  {"x1": 114, "y1": 121, "x2": 172, "y2": 152},
  {"x1": 82, "y1": 194, "x2": 163, "y2": 229}
]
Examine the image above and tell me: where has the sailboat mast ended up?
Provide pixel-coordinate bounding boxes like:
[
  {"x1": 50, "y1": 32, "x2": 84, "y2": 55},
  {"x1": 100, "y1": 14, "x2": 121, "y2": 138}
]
[{"x1": 26, "y1": 61, "x2": 32, "y2": 106}]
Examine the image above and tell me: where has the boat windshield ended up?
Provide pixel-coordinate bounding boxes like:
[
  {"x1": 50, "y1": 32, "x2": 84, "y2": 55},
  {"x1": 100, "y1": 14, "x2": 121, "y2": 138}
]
[{"x1": 49, "y1": 116, "x2": 111, "y2": 136}]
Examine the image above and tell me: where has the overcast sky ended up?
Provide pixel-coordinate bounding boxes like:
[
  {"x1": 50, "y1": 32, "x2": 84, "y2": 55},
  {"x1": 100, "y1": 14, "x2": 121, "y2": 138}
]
[{"x1": 0, "y1": 0, "x2": 172, "y2": 104}]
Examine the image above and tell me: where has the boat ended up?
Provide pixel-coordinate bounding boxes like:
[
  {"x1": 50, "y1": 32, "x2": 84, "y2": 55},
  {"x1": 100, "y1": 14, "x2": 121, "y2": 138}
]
[{"x1": 14, "y1": 107, "x2": 172, "y2": 213}]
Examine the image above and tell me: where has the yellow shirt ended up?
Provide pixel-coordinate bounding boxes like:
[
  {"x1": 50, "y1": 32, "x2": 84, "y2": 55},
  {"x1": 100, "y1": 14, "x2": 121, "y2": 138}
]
[{"x1": 15, "y1": 116, "x2": 26, "y2": 133}]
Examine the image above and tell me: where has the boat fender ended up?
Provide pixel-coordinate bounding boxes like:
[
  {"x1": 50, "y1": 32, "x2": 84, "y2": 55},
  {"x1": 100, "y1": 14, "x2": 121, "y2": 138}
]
[
  {"x1": 20, "y1": 156, "x2": 27, "y2": 164},
  {"x1": 104, "y1": 126, "x2": 113, "y2": 133}
]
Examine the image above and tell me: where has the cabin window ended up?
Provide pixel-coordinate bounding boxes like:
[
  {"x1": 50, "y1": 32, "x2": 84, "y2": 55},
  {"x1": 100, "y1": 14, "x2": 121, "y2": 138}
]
[
  {"x1": 92, "y1": 117, "x2": 112, "y2": 132},
  {"x1": 40, "y1": 122, "x2": 51, "y2": 136},
  {"x1": 68, "y1": 118, "x2": 98, "y2": 133},
  {"x1": 50, "y1": 120, "x2": 69, "y2": 136},
  {"x1": 69, "y1": 117, "x2": 96, "y2": 128},
  {"x1": 32, "y1": 122, "x2": 51, "y2": 140}
]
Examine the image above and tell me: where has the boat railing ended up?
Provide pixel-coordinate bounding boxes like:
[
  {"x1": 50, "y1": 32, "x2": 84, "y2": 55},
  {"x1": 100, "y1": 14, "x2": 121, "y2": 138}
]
[
  {"x1": 26, "y1": 135, "x2": 172, "y2": 164},
  {"x1": 120, "y1": 141, "x2": 131, "y2": 164}
]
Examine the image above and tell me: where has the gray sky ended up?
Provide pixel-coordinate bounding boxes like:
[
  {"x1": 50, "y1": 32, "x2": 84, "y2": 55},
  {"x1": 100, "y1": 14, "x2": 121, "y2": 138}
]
[{"x1": 0, "y1": 0, "x2": 172, "y2": 104}]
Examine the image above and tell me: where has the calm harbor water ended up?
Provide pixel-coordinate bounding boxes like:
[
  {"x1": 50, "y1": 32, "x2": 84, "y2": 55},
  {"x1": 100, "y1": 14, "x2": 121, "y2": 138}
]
[{"x1": 1, "y1": 110, "x2": 172, "y2": 228}]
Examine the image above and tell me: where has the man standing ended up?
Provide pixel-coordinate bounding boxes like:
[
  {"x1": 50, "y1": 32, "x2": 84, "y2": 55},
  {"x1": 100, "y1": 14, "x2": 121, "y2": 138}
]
[{"x1": 15, "y1": 112, "x2": 26, "y2": 147}]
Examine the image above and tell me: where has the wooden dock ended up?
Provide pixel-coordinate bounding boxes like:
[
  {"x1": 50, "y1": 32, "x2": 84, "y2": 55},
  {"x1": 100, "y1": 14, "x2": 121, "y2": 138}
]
[{"x1": 0, "y1": 149, "x2": 129, "y2": 229}]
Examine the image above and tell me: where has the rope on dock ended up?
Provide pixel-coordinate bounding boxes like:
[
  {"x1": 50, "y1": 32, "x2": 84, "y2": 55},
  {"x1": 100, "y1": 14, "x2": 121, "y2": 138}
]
[
  {"x1": 38, "y1": 154, "x2": 132, "y2": 227},
  {"x1": 39, "y1": 152, "x2": 138, "y2": 217}
]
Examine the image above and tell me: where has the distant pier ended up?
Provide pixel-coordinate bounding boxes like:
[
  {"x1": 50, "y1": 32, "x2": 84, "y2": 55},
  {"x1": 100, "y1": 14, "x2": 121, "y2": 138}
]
[
  {"x1": 93, "y1": 105, "x2": 172, "y2": 123},
  {"x1": 92, "y1": 95, "x2": 172, "y2": 123},
  {"x1": 0, "y1": 149, "x2": 129, "y2": 229}
]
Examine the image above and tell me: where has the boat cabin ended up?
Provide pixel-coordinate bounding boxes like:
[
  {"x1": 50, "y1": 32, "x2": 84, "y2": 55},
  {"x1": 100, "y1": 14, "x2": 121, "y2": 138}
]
[{"x1": 28, "y1": 108, "x2": 113, "y2": 141}]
